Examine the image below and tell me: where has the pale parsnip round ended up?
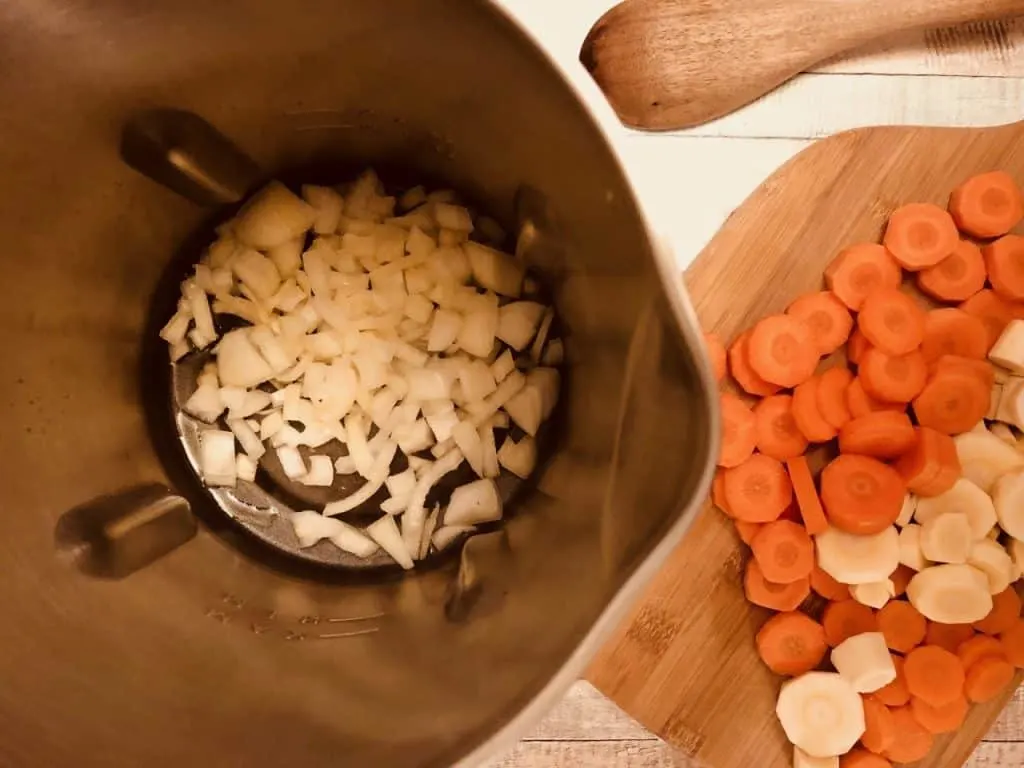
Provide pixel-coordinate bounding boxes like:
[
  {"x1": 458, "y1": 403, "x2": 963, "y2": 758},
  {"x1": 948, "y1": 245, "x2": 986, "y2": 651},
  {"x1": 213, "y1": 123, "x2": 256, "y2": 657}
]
[
  {"x1": 896, "y1": 493, "x2": 917, "y2": 528},
  {"x1": 793, "y1": 748, "x2": 838, "y2": 768},
  {"x1": 816, "y1": 526, "x2": 900, "y2": 585},
  {"x1": 775, "y1": 672, "x2": 865, "y2": 758},
  {"x1": 850, "y1": 581, "x2": 895, "y2": 610},
  {"x1": 898, "y1": 524, "x2": 931, "y2": 572},
  {"x1": 954, "y1": 431, "x2": 1024, "y2": 494},
  {"x1": 967, "y1": 538, "x2": 1015, "y2": 595},
  {"x1": 830, "y1": 632, "x2": 896, "y2": 693},
  {"x1": 913, "y1": 477, "x2": 997, "y2": 539},
  {"x1": 993, "y1": 468, "x2": 1024, "y2": 541},
  {"x1": 919, "y1": 513, "x2": 973, "y2": 564},
  {"x1": 1011, "y1": 538, "x2": 1024, "y2": 579},
  {"x1": 906, "y1": 563, "x2": 994, "y2": 623}
]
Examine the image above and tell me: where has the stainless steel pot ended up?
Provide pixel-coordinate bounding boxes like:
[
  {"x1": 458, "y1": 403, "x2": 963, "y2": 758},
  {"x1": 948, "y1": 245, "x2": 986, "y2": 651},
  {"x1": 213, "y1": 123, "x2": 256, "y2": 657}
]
[{"x1": 0, "y1": 1, "x2": 718, "y2": 766}]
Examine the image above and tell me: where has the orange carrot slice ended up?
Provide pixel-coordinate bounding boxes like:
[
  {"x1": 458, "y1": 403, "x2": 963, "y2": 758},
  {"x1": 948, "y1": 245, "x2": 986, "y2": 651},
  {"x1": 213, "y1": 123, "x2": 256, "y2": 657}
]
[
  {"x1": 889, "y1": 565, "x2": 915, "y2": 598},
  {"x1": 753, "y1": 395, "x2": 808, "y2": 460},
  {"x1": 910, "y1": 694, "x2": 968, "y2": 735},
  {"x1": 792, "y1": 376, "x2": 838, "y2": 442},
  {"x1": 912, "y1": 370, "x2": 990, "y2": 435},
  {"x1": 846, "y1": 377, "x2": 903, "y2": 418},
  {"x1": 858, "y1": 288, "x2": 927, "y2": 355},
  {"x1": 817, "y1": 366, "x2": 854, "y2": 429},
  {"x1": 786, "y1": 456, "x2": 829, "y2": 536},
  {"x1": 903, "y1": 645, "x2": 966, "y2": 707},
  {"x1": 883, "y1": 202, "x2": 959, "y2": 271},
  {"x1": 712, "y1": 469, "x2": 732, "y2": 517},
  {"x1": 748, "y1": 314, "x2": 819, "y2": 388},
  {"x1": 874, "y1": 654, "x2": 911, "y2": 707},
  {"x1": 820, "y1": 454, "x2": 906, "y2": 535},
  {"x1": 960, "y1": 289, "x2": 1013, "y2": 350},
  {"x1": 950, "y1": 170, "x2": 1024, "y2": 239},
  {"x1": 964, "y1": 655, "x2": 1015, "y2": 703},
  {"x1": 755, "y1": 611, "x2": 828, "y2": 676},
  {"x1": 734, "y1": 520, "x2": 763, "y2": 546},
  {"x1": 860, "y1": 695, "x2": 896, "y2": 755},
  {"x1": 928, "y1": 353, "x2": 996, "y2": 390},
  {"x1": 958, "y1": 635, "x2": 1008, "y2": 670},
  {"x1": 877, "y1": 600, "x2": 928, "y2": 654},
  {"x1": 841, "y1": 748, "x2": 893, "y2": 768},
  {"x1": 838, "y1": 411, "x2": 917, "y2": 459},
  {"x1": 917, "y1": 240, "x2": 987, "y2": 303},
  {"x1": 920, "y1": 307, "x2": 989, "y2": 364},
  {"x1": 751, "y1": 520, "x2": 815, "y2": 585},
  {"x1": 786, "y1": 291, "x2": 854, "y2": 356},
  {"x1": 983, "y1": 234, "x2": 1024, "y2": 301},
  {"x1": 718, "y1": 393, "x2": 757, "y2": 468},
  {"x1": 811, "y1": 564, "x2": 851, "y2": 601},
  {"x1": 999, "y1": 619, "x2": 1024, "y2": 668},
  {"x1": 744, "y1": 559, "x2": 810, "y2": 612},
  {"x1": 825, "y1": 244, "x2": 903, "y2": 311},
  {"x1": 925, "y1": 622, "x2": 975, "y2": 654},
  {"x1": 703, "y1": 332, "x2": 727, "y2": 382},
  {"x1": 858, "y1": 348, "x2": 928, "y2": 404},
  {"x1": 973, "y1": 588, "x2": 1022, "y2": 636},
  {"x1": 823, "y1": 600, "x2": 878, "y2": 647},
  {"x1": 894, "y1": 427, "x2": 960, "y2": 497},
  {"x1": 722, "y1": 453, "x2": 793, "y2": 523},
  {"x1": 883, "y1": 705, "x2": 934, "y2": 764},
  {"x1": 848, "y1": 326, "x2": 871, "y2": 365},
  {"x1": 728, "y1": 330, "x2": 782, "y2": 397}
]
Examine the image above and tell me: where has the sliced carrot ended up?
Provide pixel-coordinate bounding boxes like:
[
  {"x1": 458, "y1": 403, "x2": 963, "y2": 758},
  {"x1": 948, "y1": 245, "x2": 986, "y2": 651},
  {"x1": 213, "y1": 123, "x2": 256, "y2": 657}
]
[
  {"x1": 874, "y1": 654, "x2": 911, "y2": 707},
  {"x1": 825, "y1": 243, "x2": 903, "y2": 311},
  {"x1": 755, "y1": 611, "x2": 828, "y2": 676},
  {"x1": 860, "y1": 695, "x2": 897, "y2": 755},
  {"x1": 894, "y1": 427, "x2": 960, "y2": 497},
  {"x1": 973, "y1": 587, "x2": 1022, "y2": 636},
  {"x1": 848, "y1": 326, "x2": 871, "y2": 365},
  {"x1": 839, "y1": 411, "x2": 917, "y2": 460},
  {"x1": 734, "y1": 520, "x2": 763, "y2": 547},
  {"x1": 949, "y1": 170, "x2": 1024, "y2": 238},
  {"x1": 920, "y1": 308, "x2": 989, "y2": 364},
  {"x1": 792, "y1": 376, "x2": 838, "y2": 442},
  {"x1": 960, "y1": 289, "x2": 1013, "y2": 350},
  {"x1": 928, "y1": 353, "x2": 996, "y2": 390},
  {"x1": 883, "y1": 705, "x2": 934, "y2": 764},
  {"x1": 912, "y1": 369, "x2": 990, "y2": 435},
  {"x1": 858, "y1": 288, "x2": 927, "y2": 355},
  {"x1": 718, "y1": 393, "x2": 757, "y2": 468},
  {"x1": 999, "y1": 619, "x2": 1024, "y2": 668},
  {"x1": 877, "y1": 600, "x2": 928, "y2": 654},
  {"x1": 910, "y1": 693, "x2": 968, "y2": 735},
  {"x1": 903, "y1": 645, "x2": 966, "y2": 707},
  {"x1": 744, "y1": 559, "x2": 810, "y2": 612},
  {"x1": 846, "y1": 377, "x2": 903, "y2": 418},
  {"x1": 958, "y1": 635, "x2": 1008, "y2": 670},
  {"x1": 728, "y1": 330, "x2": 782, "y2": 397},
  {"x1": 983, "y1": 234, "x2": 1024, "y2": 302},
  {"x1": 841, "y1": 748, "x2": 892, "y2": 768},
  {"x1": 751, "y1": 520, "x2": 815, "y2": 585},
  {"x1": 779, "y1": 501, "x2": 802, "y2": 523},
  {"x1": 964, "y1": 655, "x2": 1016, "y2": 703},
  {"x1": 823, "y1": 600, "x2": 879, "y2": 647},
  {"x1": 703, "y1": 332, "x2": 727, "y2": 382},
  {"x1": 820, "y1": 454, "x2": 906, "y2": 535},
  {"x1": 917, "y1": 240, "x2": 987, "y2": 303},
  {"x1": 925, "y1": 622, "x2": 975, "y2": 654},
  {"x1": 883, "y1": 202, "x2": 959, "y2": 271},
  {"x1": 748, "y1": 314, "x2": 819, "y2": 388},
  {"x1": 786, "y1": 291, "x2": 854, "y2": 356},
  {"x1": 817, "y1": 366, "x2": 854, "y2": 429},
  {"x1": 859, "y1": 348, "x2": 928, "y2": 404},
  {"x1": 753, "y1": 395, "x2": 808, "y2": 460},
  {"x1": 811, "y1": 564, "x2": 851, "y2": 601},
  {"x1": 712, "y1": 469, "x2": 732, "y2": 517},
  {"x1": 786, "y1": 456, "x2": 829, "y2": 536},
  {"x1": 889, "y1": 565, "x2": 915, "y2": 598},
  {"x1": 722, "y1": 454, "x2": 793, "y2": 523}
]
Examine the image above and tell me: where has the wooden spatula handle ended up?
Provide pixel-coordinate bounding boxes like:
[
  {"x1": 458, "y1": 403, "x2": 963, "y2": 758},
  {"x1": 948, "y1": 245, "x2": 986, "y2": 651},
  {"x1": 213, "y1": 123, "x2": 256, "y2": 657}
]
[{"x1": 581, "y1": 0, "x2": 1024, "y2": 131}]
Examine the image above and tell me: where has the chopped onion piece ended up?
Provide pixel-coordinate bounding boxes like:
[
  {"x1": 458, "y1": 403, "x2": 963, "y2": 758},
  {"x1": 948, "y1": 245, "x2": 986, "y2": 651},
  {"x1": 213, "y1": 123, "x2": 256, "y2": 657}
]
[
  {"x1": 300, "y1": 455, "x2": 335, "y2": 486},
  {"x1": 236, "y1": 453, "x2": 258, "y2": 482},
  {"x1": 452, "y1": 421, "x2": 486, "y2": 477},
  {"x1": 290, "y1": 510, "x2": 340, "y2": 548},
  {"x1": 424, "y1": 401, "x2": 460, "y2": 443},
  {"x1": 480, "y1": 425, "x2": 499, "y2": 478},
  {"x1": 445, "y1": 479, "x2": 503, "y2": 526},
  {"x1": 541, "y1": 338, "x2": 564, "y2": 366},
  {"x1": 432, "y1": 525, "x2": 475, "y2": 552},
  {"x1": 530, "y1": 307, "x2": 555, "y2": 364},
  {"x1": 394, "y1": 419, "x2": 435, "y2": 455},
  {"x1": 302, "y1": 184, "x2": 345, "y2": 235},
  {"x1": 385, "y1": 468, "x2": 417, "y2": 500},
  {"x1": 459, "y1": 360, "x2": 498, "y2": 403},
  {"x1": 418, "y1": 504, "x2": 442, "y2": 560},
  {"x1": 184, "y1": 383, "x2": 225, "y2": 423},
  {"x1": 369, "y1": 387, "x2": 400, "y2": 428},
  {"x1": 260, "y1": 410, "x2": 285, "y2": 440},
  {"x1": 407, "y1": 455, "x2": 432, "y2": 475},
  {"x1": 276, "y1": 445, "x2": 307, "y2": 479},
  {"x1": 160, "y1": 309, "x2": 191, "y2": 346},
  {"x1": 227, "y1": 418, "x2": 266, "y2": 460},
  {"x1": 497, "y1": 301, "x2": 545, "y2": 351},
  {"x1": 233, "y1": 249, "x2": 282, "y2": 301},
  {"x1": 439, "y1": 229, "x2": 467, "y2": 247},
  {"x1": 465, "y1": 370, "x2": 526, "y2": 424},
  {"x1": 457, "y1": 296, "x2": 499, "y2": 358},
  {"x1": 249, "y1": 326, "x2": 297, "y2": 373},
  {"x1": 434, "y1": 203, "x2": 474, "y2": 232},
  {"x1": 216, "y1": 329, "x2": 275, "y2": 388},
  {"x1": 504, "y1": 386, "x2": 543, "y2": 436},
  {"x1": 233, "y1": 181, "x2": 316, "y2": 249},
  {"x1": 228, "y1": 390, "x2": 272, "y2": 420},
  {"x1": 427, "y1": 309, "x2": 463, "y2": 352},
  {"x1": 490, "y1": 350, "x2": 516, "y2": 383},
  {"x1": 212, "y1": 294, "x2": 264, "y2": 325},
  {"x1": 197, "y1": 363, "x2": 219, "y2": 389},
  {"x1": 404, "y1": 293, "x2": 434, "y2": 324},
  {"x1": 271, "y1": 424, "x2": 303, "y2": 447},
  {"x1": 399, "y1": 185, "x2": 427, "y2": 211},
  {"x1": 334, "y1": 454, "x2": 357, "y2": 475},
  {"x1": 366, "y1": 515, "x2": 414, "y2": 570},
  {"x1": 267, "y1": 237, "x2": 303, "y2": 278},
  {"x1": 485, "y1": 411, "x2": 510, "y2": 429},
  {"x1": 498, "y1": 436, "x2": 537, "y2": 478},
  {"x1": 170, "y1": 340, "x2": 190, "y2": 362},
  {"x1": 184, "y1": 280, "x2": 216, "y2": 348},
  {"x1": 406, "y1": 369, "x2": 451, "y2": 401},
  {"x1": 401, "y1": 448, "x2": 464, "y2": 554},
  {"x1": 200, "y1": 430, "x2": 237, "y2": 487},
  {"x1": 344, "y1": 412, "x2": 375, "y2": 478},
  {"x1": 381, "y1": 496, "x2": 408, "y2": 516},
  {"x1": 324, "y1": 441, "x2": 398, "y2": 517},
  {"x1": 296, "y1": 423, "x2": 335, "y2": 449},
  {"x1": 529, "y1": 367, "x2": 561, "y2": 420},
  {"x1": 464, "y1": 242, "x2": 523, "y2": 297},
  {"x1": 330, "y1": 519, "x2": 380, "y2": 558}
]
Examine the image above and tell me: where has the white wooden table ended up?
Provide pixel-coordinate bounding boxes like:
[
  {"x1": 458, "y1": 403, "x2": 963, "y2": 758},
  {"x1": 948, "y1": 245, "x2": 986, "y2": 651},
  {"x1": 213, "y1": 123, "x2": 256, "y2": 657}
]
[{"x1": 488, "y1": 3, "x2": 1024, "y2": 765}]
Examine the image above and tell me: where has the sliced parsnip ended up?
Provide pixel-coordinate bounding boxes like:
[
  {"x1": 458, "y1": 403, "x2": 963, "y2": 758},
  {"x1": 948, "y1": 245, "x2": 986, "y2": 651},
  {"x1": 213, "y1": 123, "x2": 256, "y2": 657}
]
[
  {"x1": 816, "y1": 526, "x2": 899, "y2": 585},
  {"x1": 913, "y1": 478, "x2": 997, "y2": 539},
  {"x1": 967, "y1": 539, "x2": 1015, "y2": 594},
  {"x1": 896, "y1": 493, "x2": 917, "y2": 528},
  {"x1": 919, "y1": 513, "x2": 973, "y2": 564},
  {"x1": 989, "y1": 319, "x2": 1024, "y2": 374},
  {"x1": 954, "y1": 430, "x2": 1024, "y2": 493},
  {"x1": 831, "y1": 632, "x2": 896, "y2": 693},
  {"x1": 850, "y1": 580, "x2": 895, "y2": 610},
  {"x1": 793, "y1": 748, "x2": 838, "y2": 768},
  {"x1": 898, "y1": 524, "x2": 931, "y2": 572},
  {"x1": 1011, "y1": 538, "x2": 1024, "y2": 576},
  {"x1": 993, "y1": 468, "x2": 1024, "y2": 541},
  {"x1": 775, "y1": 672, "x2": 865, "y2": 759},
  {"x1": 906, "y1": 563, "x2": 994, "y2": 623},
  {"x1": 989, "y1": 383, "x2": 1004, "y2": 421},
  {"x1": 991, "y1": 422, "x2": 1018, "y2": 446}
]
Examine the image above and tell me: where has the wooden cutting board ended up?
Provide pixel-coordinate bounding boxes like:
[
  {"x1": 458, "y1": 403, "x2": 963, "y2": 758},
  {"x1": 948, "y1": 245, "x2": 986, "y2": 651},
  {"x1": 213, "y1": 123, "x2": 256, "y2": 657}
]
[{"x1": 587, "y1": 121, "x2": 1024, "y2": 768}]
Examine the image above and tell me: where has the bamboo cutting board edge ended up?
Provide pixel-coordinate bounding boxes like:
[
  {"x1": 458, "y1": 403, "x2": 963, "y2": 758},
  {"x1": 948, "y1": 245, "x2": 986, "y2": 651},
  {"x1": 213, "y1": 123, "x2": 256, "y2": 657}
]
[{"x1": 587, "y1": 120, "x2": 1024, "y2": 768}]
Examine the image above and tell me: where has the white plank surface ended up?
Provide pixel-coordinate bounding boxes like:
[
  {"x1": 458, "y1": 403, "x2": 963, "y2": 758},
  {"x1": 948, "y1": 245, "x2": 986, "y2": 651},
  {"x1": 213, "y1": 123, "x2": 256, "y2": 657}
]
[{"x1": 495, "y1": 1, "x2": 1024, "y2": 764}]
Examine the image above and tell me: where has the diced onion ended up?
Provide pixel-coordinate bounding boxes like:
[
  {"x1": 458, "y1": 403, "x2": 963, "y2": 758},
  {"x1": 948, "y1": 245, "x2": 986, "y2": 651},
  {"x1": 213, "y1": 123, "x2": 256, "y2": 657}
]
[
  {"x1": 498, "y1": 436, "x2": 537, "y2": 479},
  {"x1": 276, "y1": 445, "x2": 307, "y2": 479},
  {"x1": 200, "y1": 430, "x2": 237, "y2": 486},
  {"x1": 227, "y1": 418, "x2": 266, "y2": 460},
  {"x1": 445, "y1": 479, "x2": 503, "y2": 526},
  {"x1": 432, "y1": 525, "x2": 475, "y2": 551}
]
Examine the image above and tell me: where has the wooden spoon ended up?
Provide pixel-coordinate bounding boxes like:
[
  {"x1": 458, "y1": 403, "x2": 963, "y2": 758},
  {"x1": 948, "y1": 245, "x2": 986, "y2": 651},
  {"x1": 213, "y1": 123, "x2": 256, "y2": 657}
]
[{"x1": 580, "y1": 0, "x2": 1024, "y2": 131}]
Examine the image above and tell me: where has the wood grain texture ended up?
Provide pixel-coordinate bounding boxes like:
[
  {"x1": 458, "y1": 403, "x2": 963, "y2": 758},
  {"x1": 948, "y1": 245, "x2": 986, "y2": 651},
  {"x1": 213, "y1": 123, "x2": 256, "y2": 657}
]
[
  {"x1": 587, "y1": 121, "x2": 1024, "y2": 768},
  {"x1": 580, "y1": 0, "x2": 1024, "y2": 130}
]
